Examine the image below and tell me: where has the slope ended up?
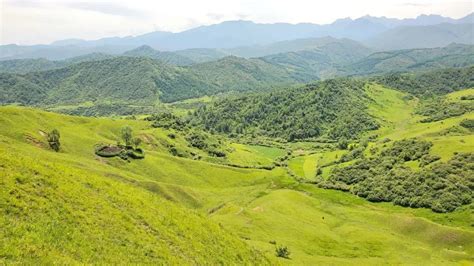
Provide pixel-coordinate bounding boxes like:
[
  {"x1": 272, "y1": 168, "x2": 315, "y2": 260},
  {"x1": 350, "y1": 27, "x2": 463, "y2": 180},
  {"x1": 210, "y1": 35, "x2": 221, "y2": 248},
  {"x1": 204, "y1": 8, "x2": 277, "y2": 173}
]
[
  {"x1": 0, "y1": 56, "x2": 308, "y2": 112},
  {"x1": 0, "y1": 106, "x2": 472, "y2": 264},
  {"x1": 190, "y1": 78, "x2": 379, "y2": 141},
  {"x1": 0, "y1": 107, "x2": 272, "y2": 264}
]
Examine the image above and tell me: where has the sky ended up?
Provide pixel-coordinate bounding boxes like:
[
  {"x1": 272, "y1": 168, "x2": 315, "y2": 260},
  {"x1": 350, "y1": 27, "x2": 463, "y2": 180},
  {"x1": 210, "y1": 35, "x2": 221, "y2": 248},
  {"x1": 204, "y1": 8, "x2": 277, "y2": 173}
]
[{"x1": 1, "y1": 0, "x2": 473, "y2": 45}]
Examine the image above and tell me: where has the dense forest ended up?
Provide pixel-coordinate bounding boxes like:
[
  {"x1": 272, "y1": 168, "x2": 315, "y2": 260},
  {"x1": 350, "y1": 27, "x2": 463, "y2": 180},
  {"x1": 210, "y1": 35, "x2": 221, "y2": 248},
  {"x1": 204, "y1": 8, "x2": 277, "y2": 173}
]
[
  {"x1": 374, "y1": 66, "x2": 474, "y2": 97},
  {"x1": 190, "y1": 79, "x2": 379, "y2": 141}
]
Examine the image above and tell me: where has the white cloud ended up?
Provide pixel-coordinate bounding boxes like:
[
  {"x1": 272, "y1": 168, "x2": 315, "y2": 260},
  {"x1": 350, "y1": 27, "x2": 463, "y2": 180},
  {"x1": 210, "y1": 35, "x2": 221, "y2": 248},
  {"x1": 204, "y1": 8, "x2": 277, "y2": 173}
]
[{"x1": 1, "y1": 0, "x2": 473, "y2": 45}]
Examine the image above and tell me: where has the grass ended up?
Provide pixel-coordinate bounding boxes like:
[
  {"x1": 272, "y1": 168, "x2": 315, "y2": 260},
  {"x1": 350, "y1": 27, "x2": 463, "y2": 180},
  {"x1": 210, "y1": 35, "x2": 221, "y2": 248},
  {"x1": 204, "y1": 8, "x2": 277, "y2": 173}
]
[
  {"x1": 212, "y1": 186, "x2": 474, "y2": 265},
  {"x1": 227, "y1": 143, "x2": 286, "y2": 167},
  {"x1": 288, "y1": 150, "x2": 345, "y2": 180},
  {"x1": 0, "y1": 105, "x2": 473, "y2": 264},
  {"x1": 0, "y1": 106, "x2": 273, "y2": 264},
  {"x1": 366, "y1": 83, "x2": 474, "y2": 160}
]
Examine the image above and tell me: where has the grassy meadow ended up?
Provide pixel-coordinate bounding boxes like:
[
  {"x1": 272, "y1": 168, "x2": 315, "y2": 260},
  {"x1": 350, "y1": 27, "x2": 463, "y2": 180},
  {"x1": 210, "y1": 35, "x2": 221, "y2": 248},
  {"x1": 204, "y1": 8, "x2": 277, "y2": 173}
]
[{"x1": 0, "y1": 98, "x2": 473, "y2": 264}]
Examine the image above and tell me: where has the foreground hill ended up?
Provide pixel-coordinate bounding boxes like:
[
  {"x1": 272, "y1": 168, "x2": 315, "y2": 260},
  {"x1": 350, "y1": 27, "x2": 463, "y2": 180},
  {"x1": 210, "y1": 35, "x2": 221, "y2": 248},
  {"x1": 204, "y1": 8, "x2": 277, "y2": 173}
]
[
  {"x1": 0, "y1": 104, "x2": 473, "y2": 264},
  {"x1": 0, "y1": 107, "x2": 272, "y2": 264}
]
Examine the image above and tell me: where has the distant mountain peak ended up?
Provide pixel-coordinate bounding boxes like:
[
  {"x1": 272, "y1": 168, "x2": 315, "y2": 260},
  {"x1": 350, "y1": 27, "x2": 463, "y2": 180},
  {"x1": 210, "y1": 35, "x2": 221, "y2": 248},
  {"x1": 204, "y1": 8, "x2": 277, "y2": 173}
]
[{"x1": 133, "y1": 45, "x2": 157, "y2": 52}]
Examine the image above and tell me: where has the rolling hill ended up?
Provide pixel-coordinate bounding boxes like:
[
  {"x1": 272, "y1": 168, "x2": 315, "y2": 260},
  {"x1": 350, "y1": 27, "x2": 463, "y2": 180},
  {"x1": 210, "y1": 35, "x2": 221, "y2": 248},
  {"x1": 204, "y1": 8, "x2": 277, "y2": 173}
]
[
  {"x1": 1, "y1": 86, "x2": 473, "y2": 263},
  {"x1": 0, "y1": 106, "x2": 273, "y2": 264},
  {"x1": 191, "y1": 66, "x2": 474, "y2": 140},
  {"x1": 342, "y1": 44, "x2": 474, "y2": 76},
  {"x1": 0, "y1": 56, "x2": 310, "y2": 112},
  {"x1": 190, "y1": 78, "x2": 379, "y2": 141}
]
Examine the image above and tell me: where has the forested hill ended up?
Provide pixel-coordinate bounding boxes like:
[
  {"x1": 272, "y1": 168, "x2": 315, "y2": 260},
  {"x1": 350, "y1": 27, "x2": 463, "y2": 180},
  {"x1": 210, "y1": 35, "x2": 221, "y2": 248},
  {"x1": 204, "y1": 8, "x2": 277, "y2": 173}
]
[
  {"x1": 0, "y1": 56, "x2": 310, "y2": 106},
  {"x1": 260, "y1": 38, "x2": 373, "y2": 79},
  {"x1": 0, "y1": 53, "x2": 115, "y2": 74},
  {"x1": 342, "y1": 44, "x2": 474, "y2": 76},
  {"x1": 374, "y1": 66, "x2": 474, "y2": 97},
  {"x1": 190, "y1": 66, "x2": 473, "y2": 141},
  {"x1": 190, "y1": 78, "x2": 379, "y2": 141},
  {"x1": 1, "y1": 44, "x2": 472, "y2": 116},
  {"x1": 123, "y1": 45, "x2": 196, "y2": 66}
]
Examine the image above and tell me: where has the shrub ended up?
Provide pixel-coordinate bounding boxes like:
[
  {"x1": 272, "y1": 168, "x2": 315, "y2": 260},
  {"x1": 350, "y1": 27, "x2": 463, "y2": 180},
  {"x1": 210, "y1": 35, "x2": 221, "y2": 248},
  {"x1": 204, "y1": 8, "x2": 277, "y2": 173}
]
[
  {"x1": 275, "y1": 246, "x2": 290, "y2": 259},
  {"x1": 47, "y1": 129, "x2": 61, "y2": 152},
  {"x1": 460, "y1": 119, "x2": 474, "y2": 130},
  {"x1": 337, "y1": 138, "x2": 349, "y2": 150}
]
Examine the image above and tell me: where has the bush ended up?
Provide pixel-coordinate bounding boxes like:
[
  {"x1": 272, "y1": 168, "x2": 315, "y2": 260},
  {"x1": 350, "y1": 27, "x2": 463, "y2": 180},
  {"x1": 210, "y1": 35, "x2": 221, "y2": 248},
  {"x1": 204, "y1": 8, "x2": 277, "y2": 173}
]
[
  {"x1": 460, "y1": 119, "x2": 474, "y2": 130},
  {"x1": 275, "y1": 246, "x2": 290, "y2": 259},
  {"x1": 337, "y1": 138, "x2": 349, "y2": 150},
  {"x1": 47, "y1": 129, "x2": 61, "y2": 152}
]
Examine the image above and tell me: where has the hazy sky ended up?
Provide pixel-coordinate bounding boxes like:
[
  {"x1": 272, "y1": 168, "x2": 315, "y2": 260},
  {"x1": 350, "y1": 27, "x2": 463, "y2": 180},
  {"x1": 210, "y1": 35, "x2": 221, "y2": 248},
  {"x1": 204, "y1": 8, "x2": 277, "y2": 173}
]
[{"x1": 1, "y1": 0, "x2": 473, "y2": 45}]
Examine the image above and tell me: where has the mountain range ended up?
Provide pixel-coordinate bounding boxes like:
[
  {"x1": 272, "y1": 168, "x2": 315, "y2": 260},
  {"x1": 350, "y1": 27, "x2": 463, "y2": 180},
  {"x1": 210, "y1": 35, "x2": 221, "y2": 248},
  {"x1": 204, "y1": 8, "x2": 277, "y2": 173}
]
[
  {"x1": 1, "y1": 13, "x2": 472, "y2": 61},
  {"x1": 48, "y1": 13, "x2": 473, "y2": 49}
]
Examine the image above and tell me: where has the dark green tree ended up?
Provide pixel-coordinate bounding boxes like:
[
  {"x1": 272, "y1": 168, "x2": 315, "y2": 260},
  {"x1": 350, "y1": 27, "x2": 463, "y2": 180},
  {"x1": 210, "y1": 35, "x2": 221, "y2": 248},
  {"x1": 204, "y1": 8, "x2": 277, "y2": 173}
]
[
  {"x1": 121, "y1": 126, "x2": 133, "y2": 147},
  {"x1": 275, "y1": 246, "x2": 290, "y2": 259},
  {"x1": 47, "y1": 129, "x2": 61, "y2": 152},
  {"x1": 337, "y1": 138, "x2": 349, "y2": 150}
]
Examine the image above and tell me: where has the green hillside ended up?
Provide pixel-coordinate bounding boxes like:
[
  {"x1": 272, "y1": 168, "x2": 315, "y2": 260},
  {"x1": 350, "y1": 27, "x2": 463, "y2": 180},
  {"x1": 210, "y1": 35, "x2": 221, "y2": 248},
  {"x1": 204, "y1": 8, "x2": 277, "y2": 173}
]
[
  {"x1": 1, "y1": 104, "x2": 473, "y2": 264},
  {"x1": 375, "y1": 66, "x2": 474, "y2": 97},
  {"x1": 343, "y1": 44, "x2": 474, "y2": 76},
  {"x1": 190, "y1": 78, "x2": 378, "y2": 141},
  {"x1": 0, "y1": 106, "x2": 274, "y2": 264},
  {"x1": 0, "y1": 56, "x2": 307, "y2": 114}
]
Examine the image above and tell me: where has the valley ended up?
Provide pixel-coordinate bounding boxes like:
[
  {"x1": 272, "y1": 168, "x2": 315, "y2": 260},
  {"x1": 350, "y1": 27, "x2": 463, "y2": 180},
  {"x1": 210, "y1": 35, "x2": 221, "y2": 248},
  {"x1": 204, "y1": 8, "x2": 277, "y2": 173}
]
[
  {"x1": 1, "y1": 7, "x2": 473, "y2": 265},
  {"x1": 1, "y1": 79, "x2": 472, "y2": 264}
]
